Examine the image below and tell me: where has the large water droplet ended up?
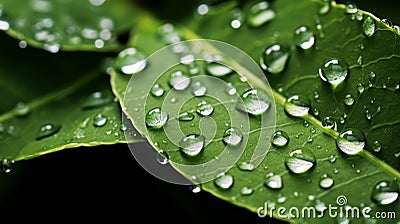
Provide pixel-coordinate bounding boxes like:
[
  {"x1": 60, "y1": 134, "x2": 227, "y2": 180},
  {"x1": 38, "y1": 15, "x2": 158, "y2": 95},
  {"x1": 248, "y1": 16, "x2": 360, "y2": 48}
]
[
  {"x1": 318, "y1": 59, "x2": 349, "y2": 85},
  {"x1": 363, "y1": 16, "x2": 376, "y2": 37},
  {"x1": 114, "y1": 48, "x2": 147, "y2": 75},
  {"x1": 322, "y1": 116, "x2": 336, "y2": 129},
  {"x1": 14, "y1": 102, "x2": 31, "y2": 116},
  {"x1": 319, "y1": 174, "x2": 334, "y2": 189},
  {"x1": 0, "y1": 158, "x2": 14, "y2": 173},
  {"x1": 206, "y1": 62, "x2": 233, "y2": 77},
  {"x1": 240, "y1": 186, "x2": 254, "y2": 196},
  {"x1": 284, "y1": 95, "x2": 310, "y2": 117},
  {"x1": 150, "y1": 84, "x2": 165, "y2": 97},
  {"x1": 179, "y1": 134, "x2": 205, "y2": 157},
  {"x1": 371, "y1": 140, "x2": 382, "y2": 152},
  {"x1": 247, "y1": 1, "x2": 276, "y2": 28},
  {"x1": 371, "y1": 181, "x2": 399, "y2": 205},
  {"x1": 196, "y1": 101, "x2": 214, "y2": 116},
  {"x1": 294, "y1": 26, "x2": 315, "y2": 50},
  {"x1": 214, "y1": 173, "x2": 234, "y2": 190},
  {"x1": 264, "y1": 174, "x2": 283, "y2": 189},
  {"x1": 336, "y1": 128, "x2": 365, "y2": 155},
  {"x1": 191, "y1": 81, "x2": 207, "y2": 97},
  {"x1": 271, "y1": 130, "x2": 290, "y2": 147},
  {"x1": 168, "y1": 71, "x2": 191, "y2": 90},
  {"x1": 36, "y1": 123, "x2": 61, "y2": 140},
  {"x1": 145, "y1": 107, "x2": 168, "y2": 129},
  {"x1": 260, "y1": 44, "x2": 290, "y2": 74},
  {"x1": 223, "y1": 127, "x2": 243, "y2": 146},
  {"x1": 178, "y1": 112, "x2": 195, "y2": 121},
  {"x1": 236, "y1": 89, "x2": 271, "y2": 115},
  {"x1": 82, "y1": 91, "x2": 113, "y2": 109},
  {"x1": 285, "y1": 148, "x2": 316, "y2": 174}
]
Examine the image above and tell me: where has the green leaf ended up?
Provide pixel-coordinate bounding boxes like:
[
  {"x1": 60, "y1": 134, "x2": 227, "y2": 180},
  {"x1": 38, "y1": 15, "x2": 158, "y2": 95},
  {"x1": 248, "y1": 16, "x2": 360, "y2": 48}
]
[
  {"x1": 0, "y1": 32, "x2": 142, "y2": 162},
  {"x1": 0, "y1": 0, "x2": 139, "y2": 52},
  {"x1": 111, "y1": 0, "x2": 400, "y2": 223}
]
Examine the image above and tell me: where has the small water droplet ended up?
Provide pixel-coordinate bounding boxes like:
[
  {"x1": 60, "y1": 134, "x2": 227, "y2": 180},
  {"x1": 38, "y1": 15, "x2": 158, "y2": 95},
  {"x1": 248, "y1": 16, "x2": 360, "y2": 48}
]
[
  {"x1": 294, "y1": 26, "x2": 315, "y2": 50},
  {"x1": 303, "y1": 120, "x2": 309, "y2": 127},
  {"x1": 145, "y1": 107, "x2": 168, "y2": 129},
  {"x1": 363, "y1": 16, "x2": 376, "y2": 37},
  {"x1": 318, "y1": 58, "x2": 349, "y2": 85},
  {"x1": 319, "y1": 174, "x2": 334, "y2": 189},
  {"x1": 82, "y1": 91, "x2": 113, "y2": 109},
  {"x1": 0, "y1": 20, "x2": 10, "y2": 31},
  {"x1": 344, "y1": 94, "x2": 355, "y2": 106},
  {"x1": 345, "y1": 2, "x2": 358, "y2": 14},
  {"x1": 240, "y1": 186, "x2": 254, "y2": 196},
  {"x1": 329, "y1": 155, "x2": 336, "y2": 163},
  {"x1": 371, "y1": 181, "x2": 399, "y2": 205},
  {"x1": 365, "y1": 109, "x2": 372, "y2": 120},
  {"x1": 381, "y1": 19, "x2": 393, "y2": 27},
  {"x1": 168, "y1": 71, "x2": 191, "y2": 90},
  {"x1": 196, "y1": 101, "x2": 214, "y2": 116},
  {"x1": 223, "y1": 127, "x2": 243, "y2": 146},
  {"x1": 93, "y1": 114, "x2": 108, "y2": 127},
  {"x1": 285, "y1": 148, "x2": 316, "y2": 174},
  {"x1": 264, "y1": 174, "x2": 283, "y2": 189},
  {"x1": 214, "y1": 173, "x2": 234, "y2": 190},
  {"x1": 114, "y1": 48, "x2": 147, "y2": 75},
  {"x1": 277, "y1": 194, "x2": 287, "y2": 204},
  {"x1": 357, "y1": 55, "x2": 363, "y2": 65},
  {"x1": 197, "y1": 4, "x2": 209, "y2": 15},
  {"x1": 205, "y1": 62, "x2": 233, "y2": 77},
  {"x1": 236, "y1": 89, "x2": 271, "y2": 115},
  {"x1": 271, "y1": 130, "x2": 290, "y2": 147},
  {"x1": 0, "y1": 158, "x2": 14, "y2": 173},
  {"x1": 247, "y1": 1, "x2": 276, "y2": 28},
  {"x1": 260, "y1": 44, "x2": 290, "y2": 74},
  {"x1": 179, "y1": 134, "x2": 205, "y2": 157},
  {"x1": 319, "y1": 0, "x2": 331, "y2": 15},
  {"x1": 36, "y1": 123, "x2": 61, "y2": 140},
  {"x1": 293, "y1": 191, "x2": 300, "y2": 197},
  {"x1": 284, "y1": 95, "x2": 310, "y2": 117},
  {"x1": 189, "y1": 185, "x2": 202, "y2": 193},
  {"x1": 238, "y1": 162, "x2": 255, "y2": 171},
  {"x1": 357, "y1": 83, "x2": 365, "y2": 93},
  {"x1": 14, "y1": 102, "x2": 31, "y2": 116},
  {"x1": 191, "y1": 81, "x2": 207, "y2": 97},
  {"x1": 313, "y1": 91, "x2": 320, "y2": 99},
  {"x1": 372, "y1": 140, "x2": 382, "y2": 152},
  {"x1": 156, "y1": 150, "x2": 169, "y2": 165},
  {"x1": 150, "y1": 84, "x2": 165, "y2": 97},
  {"x1": 178, "y1": 112, "x2": 195, "y2": 121},
  {"x1": 336, "y1": 128, "x2": 365, "y2": 155},
  {"x1": 225, "y1": 83, "x2": 237, "y2": 96}
]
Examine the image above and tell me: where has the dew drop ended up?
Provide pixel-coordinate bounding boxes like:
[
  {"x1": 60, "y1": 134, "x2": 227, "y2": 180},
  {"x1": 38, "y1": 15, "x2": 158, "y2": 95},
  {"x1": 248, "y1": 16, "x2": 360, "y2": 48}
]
[
  {"x1": 264, "y1": 174, "x2": 283, "y2": 189},
  {"x1": 225, "y1": 83, "x2": 237, "y2": 96},
  {"x1": 240, "y1": 186, "x2": 254, "y2": 196},
  {"x1": 344, "y1": 94, "x2": 354, "y2": 106},
  {"x1": 145, "y1": 107, "x2": 168, "y2": 129},
  {"x1": 168, "y1": 71, "x2": 191, "y2": 90},
  {"x1": 381, "y1": 19, "x2": 393, "y2": 27},
  {"x1": 260, "y1": 44, "x2": 290, "y2": 74},
  {"x1": 247, "y1": 1, "x2": 276, "y2": 28},
  {"x1": 197, "y1": 4, "x2": 209, "y2": 15},
  {"x1": 284, "y1": 95, "x2": 310, "y2": 117},
  {"x1": 19, "y1": 41, "x2": 28, "y2": 49},
  {"x1": 191, "y1": 81, "x2": 207, "y2": 97},
  {"x1": 277, "y1": 194, "x2": 287, "y2": 204},
  {"x1": 177, "y1": 112, "x2": 195, "y2": 121},
  {"x1": 179, "y1": 54, "x2": 195, "y2": 65},
  {"x1": 336, "y1": 128, "x2": 365, "y2": 155},
  {"x1": 0, "y1": 158, "x2": 14, "y2": 173},
  {"x1": 238, "y1": 162, "x2": 255, "y2": 171},
  {"x1": 214, "y1": 173, "x2": 234, "y2": 190},
  {"x1": 357, "y1": 83, "x2": 365, "y2": 93},
  {"x1": 206, "y1": 62, "x2": 233, "y2": 77},
  {"x1": 345, "y1": 2, "x2": 358, "y2": 14},
  {"x1": 114, "y1": 48, "x2": 147, "y2": 75},
  {"x1": 271, "y1": 130, "x2": 290, "y2": 147},
  {"x1": 319, "y1": 0, "x2": 331, "y2": 15},
  {"x1": 156, "y1": 150, "x2": 169, "y2": 165},
  {"x1": 363, "y1": 16, "x2": 376, "y2": 37},
  {"x1": 179, "y1": 134, "x2": 205, "y2": 157},
  {"x1": 196, "y1": 101, "x2": 214, "y2": 116},
  {"x1": 223, "y1": 127, "x2": 243, "y2": 146},
  {"x1": 150, "y1": 84, "x2": 165, "y2": 97},
  {"x1": 319, "y1": 174, "x2": 334, "y2": 189},
  {"x1": 365, "y1": 109, "x2": 372, "y2": 120},
  {"x1": 236, "y1": 89, "x2": 271, "y2": 115},
  {"x1": 285, "y1": 148, "x2": 316, "y2": 174},
  {"x1": 0, "y1": 20, "x2": 10, "y2": 31},
  {"x1": 294, "y1": 26, "x2": 315, "y2": 50},
  {"x1": 371, "y1": 181, "x2": 399, "y2": 205},
  {"x1": 93, "y1": 114, "x2": 107, "y2": 127},
  {"x1": 371, "y1": 140, "x2": 382, "y2": 152},
  {"x1": 318, "y1": 58, "x2": 349, "y2": 85},
  {"x1": 36, "y1": 123, "x2": 61, "y2": 140},
  {"x1": 357, "y1": 55, "x2": 362, "y2": 65},
  {"x1": 82, "y1": 91, "x2": 113, "y2": 109},
  {"x1": 329, "y1": 155, "x2": 336, "y2": 163},
  {"x1": 14, "y1": 102, "x2": 31, "y2": 116},
  {"x1": 189, "y1": 185, "x2": 202, "y2": 193}
]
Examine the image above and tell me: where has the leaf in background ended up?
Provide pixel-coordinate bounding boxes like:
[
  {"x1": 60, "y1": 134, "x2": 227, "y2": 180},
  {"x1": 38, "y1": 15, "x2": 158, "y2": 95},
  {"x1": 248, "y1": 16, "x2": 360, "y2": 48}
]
[
  {"x1": 111, "y1": 0, "x2": 400, "y2": 223},
  {"x1": 0, "y1": 32, "x2": 142, "y2": 166},
  {"x1": 0, "y1": 0, "x2": 139, "y2": 52}
]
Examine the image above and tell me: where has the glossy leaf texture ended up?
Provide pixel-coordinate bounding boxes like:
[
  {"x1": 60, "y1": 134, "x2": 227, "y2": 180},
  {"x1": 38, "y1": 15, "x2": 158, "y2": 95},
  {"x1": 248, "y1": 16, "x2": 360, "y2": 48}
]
[
  {"x1": 112, "y1": 0, "x2": 400, "y2": 223},
  {"x1": 0, "y1": 32, "x2": 142, "y2": 163}
]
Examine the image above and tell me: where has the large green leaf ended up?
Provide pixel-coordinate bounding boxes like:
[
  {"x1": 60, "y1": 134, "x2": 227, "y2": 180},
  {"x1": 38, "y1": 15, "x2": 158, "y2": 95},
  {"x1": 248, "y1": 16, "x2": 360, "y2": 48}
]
[
  {"x1": 111, "y1": 0, "x2": 400, "y2": 223},
  {"x1": 0, "y1": 0, "x2": 139, "y2": 52},
  {"x1": 0, "y1": 32, "x2": 142, "y2": 165}
]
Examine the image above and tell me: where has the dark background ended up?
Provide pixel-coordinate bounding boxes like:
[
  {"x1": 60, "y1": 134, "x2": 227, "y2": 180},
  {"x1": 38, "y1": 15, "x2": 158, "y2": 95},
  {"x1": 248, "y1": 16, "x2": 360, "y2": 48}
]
[{"x1": 0, "y1": 0, "x2": 398, "y2": 222}]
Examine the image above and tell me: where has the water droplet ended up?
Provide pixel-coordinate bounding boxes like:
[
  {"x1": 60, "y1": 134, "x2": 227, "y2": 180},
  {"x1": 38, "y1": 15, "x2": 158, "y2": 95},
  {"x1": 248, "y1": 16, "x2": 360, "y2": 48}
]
[
  {"x1": 189, "y1": 185, "x2": 202, "y2": 193},
  {"x1": 214, "y1": 173, "x2": 234, "y2": 190},
  {"x1": 114, "y1": 48, "x2": 147, "y2": 75},
  {"x1": 206, "y1": 62, "x2": 233, "y2": 77},
  {"x1": 319, "y1": 0, "x2": 331, "y2": 15},
  {"x1": 0, "y1": 20, "x2": 10, "y2": 31},
  {"x1": 145, "y1": 107, "x2": 168, "y2": 129},
  {"x1": 197, "y1": 4, "x2": 209, "y2": 15},
  {"x1": 223, "y1": 127, "x2": 243, "y2": 146},
  {"x1": 371, "y1": 181, "x2": 399, "y2": 205},
  {"x1": 285, "y1": 148, "x2": 316, "y2": 174},
  {"x1": 357, "y1": 83, "x2": 365, "y2": 93},
  {"x1": 240, "y1": 186, "x2": 253, "y2": 196},
  {"x1": 313, "y1": 91, "x2": 320, "y2": 99},
  {"x1": 196, "y1": 101, "x2": 214, "y2": 116},
  {"x1": 150, "y1": 84, "x2": 165, "y2": 97},
  {"x1": 36, "y1": 123, "x2": 61, "y2": 140},
  {"x1": 345, "y1": 2, "x2": 358, "y2": 14},
  {"x1": 236, "y1": 89, "x2": 271, "y2": 115},
  {"x1": 238, "y1": 162, "x2": 255, "y2": 171},
  {"x1": 329, "y1": 155, "x2": 336, "y2": 163},
  {"x1": 225, "y1": 83, "x2": 237, "y2": 96},
  {"x1": 168, "y1": 71, "x2": 191, "y2": 90},
  {"x1": 179, "y1": 54, "x2": 195, "y2": 65},
  {"x1": 93, "y1": 114, "x2": 108, "y2": 127},
  {"x1": 365, "y1": 109, "x2": 372, "y2": 120},
  {"x1": 277, "y1": 194, "x2": 287, "y2": 203},
  {"x1": 381, "y1": 19, "x2": 393, "y2": 27},
  {"x1": 177, "y1": 112, "x2": 195, "y2": 121},
  {"x1": 179, "y1": 134, "x2": 205, "y2": 157},
  {"x1": 357, "y1": 55, "x2": 363, "y2": 65},
  {"x1": 14, "y1": 102, "x2": 31, "y2": 116},
  {"x1": 344, "y1": 94, "x2": 354, "y2": 106},
  {"x1": 260, "y1": 44, "x2": 290, "y2": 74},
  {"x1": 18, "y1": 40, "x2": 28, "y2": 49},
  {"x1": 318, "y1": 58, "x2": 349, "y2": 85},
  {"x1": 265, "y1": 174, "x2": 283, "y2": 189},
  {"x1": 82, "y1": 91, "x2": 113, "y2": 109},
  {"x1": 372, "y1": 140, "x2": 382, "y2": 152},
  {"x1": 355, "y1": 11, "x2": 363, "y2": 21},
  {"x1": 247, "y1": 1, "x2": 276, "y2": 28},
  {"x1": 363, "y1": 16, "x2": 376, "y2": 37},
  {"x1": 294, "y1": 26, "x2": 315, "y2": 50},
  {"x1": 303, "y1": 120, "x2": 309, "y2": 127},
  {"x1": 271, "y1": 130, "x2": 290, "y2": 147},
  {"x1": 230, "y1": 8, "x2": 244, "y2": 29},
  {"x1": 191, "y1": 81, "x2": 207, "y2": 97},
  {"x1": 319, "y1": 174, "x2": 334, "y2": 189},
  {"x1": 336, "y1": 128, "x2": 365, "y2": 155},
  {"x1": 0, "y1": 158, "x2": 14, "y2": 173},
  {"x1": 333, "y1": 168, "x2": 339, "y2": 174},
  {"x1": 393, "y1": 25, "x2": 400, "y2": 34},
  {"x1": 156, "y1": 150, "x2": 169, "y2": 165},
  {"x1": 284, "y1": 95, "x2": 310, "y2": 117}
]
